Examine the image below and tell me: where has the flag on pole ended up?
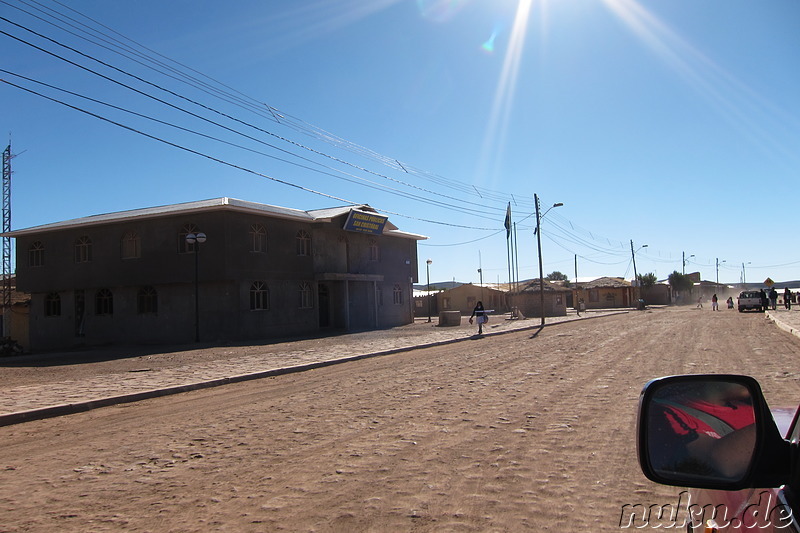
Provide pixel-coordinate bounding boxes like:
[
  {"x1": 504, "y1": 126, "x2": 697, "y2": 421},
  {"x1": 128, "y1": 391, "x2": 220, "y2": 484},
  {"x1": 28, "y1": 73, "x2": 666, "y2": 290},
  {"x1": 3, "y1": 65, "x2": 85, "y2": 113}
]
[{"x1": 504, "y1": 203, "x2": 512, "y2": 239}]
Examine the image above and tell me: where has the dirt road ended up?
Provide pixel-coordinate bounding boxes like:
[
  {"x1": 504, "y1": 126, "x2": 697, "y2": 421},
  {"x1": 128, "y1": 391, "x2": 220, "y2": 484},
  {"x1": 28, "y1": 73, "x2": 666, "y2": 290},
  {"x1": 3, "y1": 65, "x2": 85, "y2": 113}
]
[{"x1": 1, "y1": 307, "x2": 799, "y2": 532}]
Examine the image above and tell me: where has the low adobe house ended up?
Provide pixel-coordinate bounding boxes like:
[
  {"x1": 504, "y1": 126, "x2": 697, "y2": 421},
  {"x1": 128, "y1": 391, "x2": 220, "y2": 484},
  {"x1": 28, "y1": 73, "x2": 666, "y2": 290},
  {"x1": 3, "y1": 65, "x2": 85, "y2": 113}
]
[
  {"x1": 515, "y1": 279, "x2": 569, "y2": 318},
  {"x1": 572, "y1": 277, "x2": 633, "y2": 309},
  {"x1": 641, "y1": 282, "x2": 672, "y2": 305},
  {"x1": 436, "y1": 283, "x2": 508, "y2": 317}
]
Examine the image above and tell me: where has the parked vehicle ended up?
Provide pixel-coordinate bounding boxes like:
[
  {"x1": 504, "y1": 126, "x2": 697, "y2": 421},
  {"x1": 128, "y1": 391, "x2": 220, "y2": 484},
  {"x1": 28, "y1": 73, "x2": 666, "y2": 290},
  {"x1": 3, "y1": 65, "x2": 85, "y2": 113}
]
[
  {"x1": 737, "y1": 291, "x2": 765, "y2": 312},
  {"x1": 637, "y1": 374, "x2": 799, "y2": 532}
]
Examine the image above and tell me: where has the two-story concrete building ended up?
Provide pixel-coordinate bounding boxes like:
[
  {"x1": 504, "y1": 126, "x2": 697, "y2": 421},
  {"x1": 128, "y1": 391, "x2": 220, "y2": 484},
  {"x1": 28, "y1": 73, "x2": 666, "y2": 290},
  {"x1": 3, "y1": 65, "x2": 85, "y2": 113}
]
[{"x1": 6, "y1": 198, "x2": 425, "y2": 351}]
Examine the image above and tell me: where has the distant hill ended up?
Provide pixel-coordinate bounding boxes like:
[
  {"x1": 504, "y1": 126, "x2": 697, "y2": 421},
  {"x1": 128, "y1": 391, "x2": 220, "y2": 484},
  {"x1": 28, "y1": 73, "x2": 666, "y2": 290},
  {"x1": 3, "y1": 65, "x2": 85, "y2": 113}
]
[
  {"x1": 738, "y1": 281, "x2": 800, "y2": 290},
  {"x1": 413, "y1": 281, "x2": 464, "y2": 291}
]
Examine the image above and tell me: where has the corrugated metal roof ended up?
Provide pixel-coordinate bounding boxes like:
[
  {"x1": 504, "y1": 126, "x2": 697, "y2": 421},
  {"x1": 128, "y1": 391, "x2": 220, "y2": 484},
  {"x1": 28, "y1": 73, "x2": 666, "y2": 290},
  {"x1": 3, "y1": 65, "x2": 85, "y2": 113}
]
[{"x1": 2, "y1": 197, "x2": 426, "y2": 240}]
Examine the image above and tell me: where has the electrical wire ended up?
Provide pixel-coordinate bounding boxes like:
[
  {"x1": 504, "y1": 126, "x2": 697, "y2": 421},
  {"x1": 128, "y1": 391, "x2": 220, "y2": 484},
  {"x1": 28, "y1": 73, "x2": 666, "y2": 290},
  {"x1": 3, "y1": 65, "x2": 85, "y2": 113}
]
[{"x1": 1, "y1": 77, "x2": 500, "y2": 230}]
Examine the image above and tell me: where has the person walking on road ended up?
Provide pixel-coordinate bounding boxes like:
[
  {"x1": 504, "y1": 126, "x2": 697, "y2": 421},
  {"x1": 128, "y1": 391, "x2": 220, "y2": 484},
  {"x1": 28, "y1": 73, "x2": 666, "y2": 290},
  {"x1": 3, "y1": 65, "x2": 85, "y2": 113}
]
[
  {"x1": 726, "y1": 296, "x2": 734, "y2": 309},
  {"x1": 696, "y1": 296, "x2": 703, "y2": 309},
  {"x1": 469, "y1": 301, "x2": 486, "y2": 335},
  {"x1": 784, "y1": 288, "x2": 792, "y2": 310},
  {"x1": 769, "y1": 288, "x2": 778, "y2": 311},
  {"x1": 711, "y1": 294, "x2": 719, "y2": 311}
]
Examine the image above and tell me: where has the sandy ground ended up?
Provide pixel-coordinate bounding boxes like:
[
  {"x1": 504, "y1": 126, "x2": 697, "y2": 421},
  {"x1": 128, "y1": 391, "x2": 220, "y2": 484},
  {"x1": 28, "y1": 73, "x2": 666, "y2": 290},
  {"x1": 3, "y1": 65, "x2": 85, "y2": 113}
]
[{"x1": 1, "y1": 306, "x2": 799, "y2": 532}]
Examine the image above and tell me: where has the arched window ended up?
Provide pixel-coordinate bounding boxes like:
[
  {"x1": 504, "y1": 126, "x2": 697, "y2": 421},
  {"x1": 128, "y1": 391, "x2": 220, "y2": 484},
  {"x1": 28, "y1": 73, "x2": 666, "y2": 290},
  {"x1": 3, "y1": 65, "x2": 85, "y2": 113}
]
[
  {"x1": 122, "y1": 231, "x2": 141, "y2": 259},
  {"x1": 75, "y1": 236, "x2": 92, "y2": 263},
  {"x1": 296, "y1": 230, "x2": 311, "y2": 256},
  {"x1": 393, "y1": 284, "x2": 403, "y2": 305},
  {"x1": 137, "y1": 286, "x2": 158, "y2": 314},
  {"x1": 95, "y1": 288, "x2": 113, "y2": 315},
  {"x1": 178, "y1": 224, "x2": 200, "y2": 254},
  {"x1": 45, "y1": 292, "x2": 61, "y2": 317},
  {"x1": 299, "y1": 282, "x2": 313, "y2": 309},
  {"x1": 369, "y1": 239, "x2": 379, "y2": 261},
  {"x1": 250, "y1": 281, "x2": 269, "y2": 310},
  {"x1": 28, "y1": 241, "x2": 44, "y2": 267},
  {"x1": 250, "y1": 224, "x2": 267, "y2": 253}
]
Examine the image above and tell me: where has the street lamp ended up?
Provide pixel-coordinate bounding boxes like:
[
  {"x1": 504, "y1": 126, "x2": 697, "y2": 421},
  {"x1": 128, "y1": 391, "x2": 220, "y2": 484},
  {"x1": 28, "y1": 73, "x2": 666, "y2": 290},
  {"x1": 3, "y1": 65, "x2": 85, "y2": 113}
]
[
  {"x1": 426, "y1": 259, "x2": 433, "y2": 323},
  {"x1": 631, "y1": 241, "x2": 648, "y2": 308},
  {"x1": 534, "y1": 194, "x2": 563, "y2": 326},
  {"x1": 682, "y1": 252, "x2": 695, "y2": 275},
  {"x1": 741, "y1": 262, "x2": 751, "y2": 286},
  {"x1": 186, "y1": 231, "x2": 207, "y2": 342},
  {"x1": 716, "y1": 258, "x2": 726, "y2": 292}
]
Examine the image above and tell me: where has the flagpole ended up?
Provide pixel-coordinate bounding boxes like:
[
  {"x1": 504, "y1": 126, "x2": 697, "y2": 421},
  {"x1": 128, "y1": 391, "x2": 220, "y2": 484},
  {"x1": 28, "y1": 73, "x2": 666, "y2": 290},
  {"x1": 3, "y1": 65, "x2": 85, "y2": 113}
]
[
  {"x1": 513, "y1": 222, "x2": 520, "y2": 295},
  {"x1": 504, "y1": 203, "x2": 512, "y2": 317}
]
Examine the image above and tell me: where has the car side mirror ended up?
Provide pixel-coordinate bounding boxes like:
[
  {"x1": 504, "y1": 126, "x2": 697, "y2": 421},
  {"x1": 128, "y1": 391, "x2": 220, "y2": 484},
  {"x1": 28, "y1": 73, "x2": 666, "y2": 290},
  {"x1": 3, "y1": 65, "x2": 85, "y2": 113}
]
[{"x1": 637, "y1": 374, "x2": 790, "y2": 490}]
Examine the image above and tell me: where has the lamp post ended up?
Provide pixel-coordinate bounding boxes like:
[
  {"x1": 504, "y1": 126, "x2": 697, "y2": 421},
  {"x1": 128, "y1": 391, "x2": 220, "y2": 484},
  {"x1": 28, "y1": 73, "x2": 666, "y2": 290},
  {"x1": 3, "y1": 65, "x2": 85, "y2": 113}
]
[
  {"x1": 716, "y1": 258, "x2": 726, "y2": 293},
  {"x1": 631, "y1": 241, "x2": 648, "y2": 307},
  {"x1": 186, "y1": 232, "x2": 206, "y2": 342},
  {"x1": 534, "y1": 194, "x2": 563, "y2": 326},
  {"x1": 426, "y1": 258, "x2": 432, "y2": 323},
  {"x1": 682, "y1": 252, "x2": 694, "y2": 275}
]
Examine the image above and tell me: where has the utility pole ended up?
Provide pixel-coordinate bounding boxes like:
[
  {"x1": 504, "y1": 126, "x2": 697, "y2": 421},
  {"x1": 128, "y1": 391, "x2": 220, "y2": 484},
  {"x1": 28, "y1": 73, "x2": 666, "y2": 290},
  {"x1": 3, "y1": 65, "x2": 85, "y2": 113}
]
[
  {"x1": 534, "y1": 194, "x2": 563, "y2": 325},
  {"x1": 631, "y1": 241, "x2": 648, "y2": 308},
  {"x1": 535, "y1": 195, "x2": 544, "y2": 325},
  {"x1": 682, "y1": 252, "x2": 694, "y2": 275}
]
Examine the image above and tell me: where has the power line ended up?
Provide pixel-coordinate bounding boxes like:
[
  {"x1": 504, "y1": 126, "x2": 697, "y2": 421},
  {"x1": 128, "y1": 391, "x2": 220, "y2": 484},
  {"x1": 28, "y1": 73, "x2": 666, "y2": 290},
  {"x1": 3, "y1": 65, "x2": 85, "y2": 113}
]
[{"x1": 1, "y1": 77, "x2": 499, "y2": 231}]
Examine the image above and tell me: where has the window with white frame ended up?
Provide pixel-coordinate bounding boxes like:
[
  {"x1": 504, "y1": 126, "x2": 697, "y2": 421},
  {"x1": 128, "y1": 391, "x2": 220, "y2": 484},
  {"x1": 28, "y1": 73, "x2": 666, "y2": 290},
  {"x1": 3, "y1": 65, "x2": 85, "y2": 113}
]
[
  {"x1": 45, "y1": 292, "x2": 61, "y2": 317},
  {"x1": 29, "y1": 241, "x2": 44, "y2": 267},
  {"x1": 393, "y1": 284, "x2": 403, "y2": 305},
  {"x1": 137, "y1": 286, "x2": 158, "y2": 314},
  {"x1": 75, "y1": 235, "x2": 92, "y2": 263},
  {"x1": 369, "y1": 239, "x2": 379, "y2": 261},
  {"x1": 299, "y1": 282, "x2": 313, "y2": 308},
  {"x1": 296, "y1": 230, "x2": 311, "y2": 256},
  {"x1": 250, "y1": 224, "x2": 267, "y2": 253},
  {"x1": 250, "y1": 281, "x2": 270, "y2": 310},
  {"x1": 95, "y1": 288, "x2": 113, "y2": 315},
  {"x1": 178, "y1": 224, "x2": 200, "y2": 254},
  {"x1": 122, "y1": 231, "x2": 141, "y2": 259}
]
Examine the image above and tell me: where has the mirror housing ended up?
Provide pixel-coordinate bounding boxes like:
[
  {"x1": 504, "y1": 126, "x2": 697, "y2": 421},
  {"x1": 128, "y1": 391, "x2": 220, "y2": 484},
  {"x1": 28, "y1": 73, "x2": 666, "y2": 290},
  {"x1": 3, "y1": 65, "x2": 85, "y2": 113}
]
[{"x1": 637, "y1": 374, "x2": 790, "y2": 490}]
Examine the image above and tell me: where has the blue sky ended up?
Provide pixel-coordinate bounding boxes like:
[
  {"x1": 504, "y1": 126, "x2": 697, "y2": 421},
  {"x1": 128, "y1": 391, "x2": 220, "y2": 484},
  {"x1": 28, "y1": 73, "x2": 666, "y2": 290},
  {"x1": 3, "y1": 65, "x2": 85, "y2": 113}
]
[{"x1": 2, "y1": 0, "x2": 799, "y2": 286}]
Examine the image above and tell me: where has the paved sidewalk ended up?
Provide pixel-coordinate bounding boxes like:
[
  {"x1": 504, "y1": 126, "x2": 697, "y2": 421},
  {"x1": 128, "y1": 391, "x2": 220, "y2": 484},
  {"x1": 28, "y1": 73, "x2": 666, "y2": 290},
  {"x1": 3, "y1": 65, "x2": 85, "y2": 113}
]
[{"x1": 0, "y1": 310, "x2": 623, "y2": 426}]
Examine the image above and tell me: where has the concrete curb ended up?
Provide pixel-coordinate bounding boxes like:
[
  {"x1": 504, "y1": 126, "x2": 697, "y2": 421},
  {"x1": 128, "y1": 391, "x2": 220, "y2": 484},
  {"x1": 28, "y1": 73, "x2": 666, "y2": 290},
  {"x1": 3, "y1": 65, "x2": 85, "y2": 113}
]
[
  {"x1": 766, "y1": 312, "x2": 800, "y2": 339},
  {"x1": 0, "y1": 310, "x2": 628, "y2": 427}
]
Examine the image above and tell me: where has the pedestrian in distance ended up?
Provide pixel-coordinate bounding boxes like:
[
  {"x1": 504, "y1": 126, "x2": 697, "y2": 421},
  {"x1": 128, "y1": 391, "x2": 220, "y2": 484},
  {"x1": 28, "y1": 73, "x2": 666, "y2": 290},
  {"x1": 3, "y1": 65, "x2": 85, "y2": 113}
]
[
  {"x1": 769, "y1": 288, "x2": 778, "y2": 311},
  {"x1": 726, "y1": 296, "x2": 734, "y2": 309},
  {"x1": 784, "y1": 288, "x2": 792, "y2": 310},
  {"x1": 696, "y1": 296, "x2": 703, "y2": 309},
  {"x1": 469, "y1": 300, "x2": 486, "y2": 335},
  {"x1": 760, "y1": 289, "x2": 769, "y2": 312},
  {"x1": 711, "y1": 294, "x2": 719, "y2": 311}
]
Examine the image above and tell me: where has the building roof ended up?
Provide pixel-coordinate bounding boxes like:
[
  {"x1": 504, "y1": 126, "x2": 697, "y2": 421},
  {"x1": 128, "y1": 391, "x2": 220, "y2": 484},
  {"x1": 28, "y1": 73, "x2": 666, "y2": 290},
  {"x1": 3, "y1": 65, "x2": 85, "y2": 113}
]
[
  {"x1": 579, "y1": 276, "x2": 632, "y2": 289},
  {"x1": 519, "y1": 279, "x2": 571, "y2": 293},
  {"x1": 3, "y1": 197, "x2": 427, "y2": 240}
]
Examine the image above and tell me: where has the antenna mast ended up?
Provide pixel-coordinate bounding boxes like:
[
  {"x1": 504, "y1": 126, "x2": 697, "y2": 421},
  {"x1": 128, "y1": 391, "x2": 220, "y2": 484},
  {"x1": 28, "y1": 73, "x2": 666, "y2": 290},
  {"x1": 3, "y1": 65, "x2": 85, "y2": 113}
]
[{"x1": 2, "y1": 143, "x2": 12, "y2": 324}]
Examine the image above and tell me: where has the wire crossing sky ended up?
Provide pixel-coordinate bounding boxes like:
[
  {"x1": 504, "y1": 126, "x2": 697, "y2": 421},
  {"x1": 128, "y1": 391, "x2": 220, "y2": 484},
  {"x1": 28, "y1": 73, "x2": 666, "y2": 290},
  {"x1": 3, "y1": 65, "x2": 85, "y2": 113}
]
[{"x1": 2, "y1": 0, "x2": 799, "y2": 285}]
